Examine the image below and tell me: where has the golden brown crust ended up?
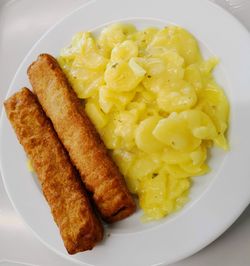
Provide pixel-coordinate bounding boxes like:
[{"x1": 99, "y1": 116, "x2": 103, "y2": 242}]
[
  {"x1": 28, "y1": 54, "x2": 136, "y2": 223},
  {"x1": 4, "y1": 88, "x2": 103, "y2": 254}
]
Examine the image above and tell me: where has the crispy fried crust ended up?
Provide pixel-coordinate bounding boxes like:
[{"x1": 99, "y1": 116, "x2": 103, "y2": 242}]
[
  {"x1": 28, "y1": 54, "x2": 136, "y2": 223},
  {"x1": 4, "y1": 88, "x2": 103, "y2": 254}
]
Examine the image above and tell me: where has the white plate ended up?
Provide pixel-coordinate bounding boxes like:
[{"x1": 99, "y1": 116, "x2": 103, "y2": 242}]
[{"x1": 1, "y1": 0, "x2": 250, "y2": 265}]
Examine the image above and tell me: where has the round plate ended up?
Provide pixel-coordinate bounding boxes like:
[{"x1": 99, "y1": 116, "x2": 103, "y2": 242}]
[{"x1": 1, "y1": 0, "x2": 250, "y2": 265}]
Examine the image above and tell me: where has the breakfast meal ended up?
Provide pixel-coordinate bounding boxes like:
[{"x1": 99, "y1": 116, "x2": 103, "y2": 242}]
[
  {"x1": 4, "y1": 88, "x2": 103, "y2": 254},
  {"x1": 28, "y1": 54, "x2": 136, "y2": 223},
  {"x1": 58, "y1": 24, "x2": 229, "y2": 221},
  {"x1": 3, "y1": 23, "x2": 229, "y2": 254}
]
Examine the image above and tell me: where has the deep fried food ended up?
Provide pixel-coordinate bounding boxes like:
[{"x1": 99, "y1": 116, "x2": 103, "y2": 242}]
[
  {"x1": 4, "y1": 88, "x2": 103, "y2": 254},
  {"x1": 28, "y1": 54, "x2": 136, "y2": 223}
]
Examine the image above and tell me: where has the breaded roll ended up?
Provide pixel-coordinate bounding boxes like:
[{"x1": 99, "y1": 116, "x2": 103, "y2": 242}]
[
  {"x1": 4, "y1": 88, "x2": 103, "y2": 254},
  {"x1": 28, "y1": 54, "x2": 136, "y2": 223}
]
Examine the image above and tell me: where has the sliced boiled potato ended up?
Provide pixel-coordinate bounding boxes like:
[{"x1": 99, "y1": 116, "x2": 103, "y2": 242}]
[
  {"x1": 114, "y1": 111, "x2": 137, "y2": 149},
  {"x1": 128, "y1": 57, "x2": 146, "y2": 77},
  {"x1": 126, "y1": 101, "x2": 147, "y2": 120},
  {"x1": 150, "y1": 26, "x2": 201, "y2": 65},
  {"x1": 99, "y1": 86, "x2": 135, "y2": 113},
  {"x1": 196, "y1": 83, "x2": 229, "y2": 138},
  {"x1": 184, "y1": 63, "x2": 203, "y2": 91},
  {"x1": 180, "y1": 109, "x2": 217, "y2": 140},
  {"x1": 200, "y1": 57, "x2": 219, "y2": 75},
  {"x1": 214, "y1": 134, "x2": 229, "y2": 150},
  {"x1": 167, "y1": 176, "x2": 190, "y2": 200},
  {"x1": 126, "y1": 154, "x2": 160, "y2": 194},
  {"x1": 76, "y1": 52, "x2": 108, "y2": 70},
  {"x1": 69, "y1": 74, "x2": 103, "y2": 99},
  {"x1": 139, "y1": 173, "x2": 172, "y2": 221},
  {"x1": 59, "y1": 23, "x2": 230, "y2": 222},
  {"x1": 128, "y1": 155, "x2": 160, "y2": 180},
  {"x1": 85, "y1": 100, "x2": 107, "y2": 130},
  {"x1": 189, "y1": 145, "x2": 207, "y2": 165},
  {"x1": 164, "y1": 164, "x2": 190, "y2": 179},
  {"x1": 129, "y1": 27, "x2": 159, "y2": 51},
  {"x1": 135, "y1": 116, "x2": 164, "y2": 153},
  {"x1": 111, "y1": 40, "x2": 138, "y2": 61},
  {"x1": 162, "y1": 147, "x2": 190, "y2": 164},
  {"x1": 153, "y1": 113, "x2": 201, "y2": 152},
  {"x1": 157, "y1": 81, "x2": 197, "y2": 113},
  {"x1": 99, "y1": 86, "x2": 114, "y2": 113},
  {"x1": 112, "y1": 149, "x2": 135, "y2": 176},
  {"x1": 98, "y1": 24, "x2": 126, "y2": 54},
  {"x1": 104, "y1": 60, "x2": 145, "y2": 91}
]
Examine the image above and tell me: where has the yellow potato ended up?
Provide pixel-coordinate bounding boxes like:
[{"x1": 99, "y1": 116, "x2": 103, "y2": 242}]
[
  {"x1": 157, "y1": 81, "x2": 197, "y2": 113},
  {"x1": 164, "y1": 164, "x2": 190, "y2": 179},
  {"x1": 150, "y1": 49, "x2": 184, "y2": 81},
  {"x1": 59, "y1": 23, "x2": 229, "y2": 222},
  {"x1": 178, "y1": 146, "x2": 207, "y2": 175},
  {"x1": 135, "y1": 116, "x2": 164, "y2": 153},
  {"x1": 114, "y1": 111, "x2": 137, "y2": 150},
  {"x1": 189, "y1": 145, "x2": 207, "y2": 165},
  {"x1": 101, "y1": 113, "x2": 122, "y2": 149},
  {"x1": 99, "y1": 86, "x2": 135, "y2": 113},
  {"x1": 153, "y1": 113, "x2": 201, "y2": 152},
  {"x1": 139, "y1": 173, "x2": 172, "y2": 221},
  {"x1": 126, "y1": 101, "x2": 147, "y2": 120},
  {"x1": 112, "y1": 149, "x2": 135, "y2": 176},
  {"x1": 184, "y1": 64, "x2": 203, "y2": 91},
  {"x1": 60, "y1": 32, "x2": 94, "y2": 56},
  {"x1": 129, "y1": 27, "x2": 159, "y2": 51},
  {"x1": 85, "y1": 100, "x2": 107, "y2": 130},
  {"x1": 200, "y1": 57, "x2": 219, "y2": 75},
  {"x1": 111, "y1": 40, "x2": 138, "y2": 61},
  {"x1": 180, "y1": 109, "x2": 218, "y2": 140},
  {"x1": 150, "y1": 26, "x2": 201, "y2": 65},
  {"x1": 214, "y1": 134, "x2": 229, "y2": 150},
  {"x1": 196, "y1": 83, "x2": 229, "y2": 149},
  {"x1": 162, "y1": 147, "x2": 190, "y2": 164},
  {"x1": 104, "y1": 60, "x2": 145, "y2": 91},
  {"x1": 127, "y1": 155, "x2": 161, "y2": 194},
  {"x1": 75, "y1": 53, "x2": 107, "y2": 71},
  {"x1": 69, "y1": 71, "x2": 103, "y2": 99},
  {"x1": 167, "y1": 176, "x2": 190, "y2": 200},
  {"x1": 141, "y1": 54, "x2": 184, "y2": 92},
  {"x1": 98, "y1": 24, "x2": 127, "y2": 54},
  {"x1": 133, "y1": 87, "x2": 156, "y2": 105}
]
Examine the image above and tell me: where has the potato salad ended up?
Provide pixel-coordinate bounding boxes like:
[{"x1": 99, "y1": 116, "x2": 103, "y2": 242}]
[{"x1": 58, "y1": 23, "x2": 229, "y2": 221}]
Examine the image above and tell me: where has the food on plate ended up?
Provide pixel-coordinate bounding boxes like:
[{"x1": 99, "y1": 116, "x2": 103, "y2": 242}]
[
  {"x1": 4, "y1": 88, "x2": 103, "y2": 254},
  {"x1": 58, "y1": 24, "x2": 229, "y2": 221},
  {"x1": 28, "y1": 54, "x2": 136, "y2": 223}
]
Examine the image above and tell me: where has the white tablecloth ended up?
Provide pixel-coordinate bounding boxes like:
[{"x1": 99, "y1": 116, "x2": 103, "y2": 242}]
[{"x1": 0, "y1": 1, "x2": 249, "y2": 265}]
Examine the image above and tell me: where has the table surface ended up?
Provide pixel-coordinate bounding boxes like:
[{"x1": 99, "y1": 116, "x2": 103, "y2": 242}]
[{"x1": 0, "y1": 0, "x2": 249, "y2": 265}]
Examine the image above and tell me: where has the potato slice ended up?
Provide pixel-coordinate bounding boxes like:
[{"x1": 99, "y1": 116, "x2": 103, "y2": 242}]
[
  {"x1": 111, "y1": 40, "x2": 138, "y2": 61},
  {"x1": 180, "y1": 109, "x2": 217, "y2": 140},
  {"x1": 85, "y1": 100, "x2": 107, "y2": 130},
  {"x1": 139, "y1": 173, "x2": 172, "y2": 221},
  {"x1": 153, "y1": 113, "x2": 201, "y2": 152},
  {"x1": 157, "y1": 81, "x2": 197, "y2": 113},
  {"x1": 104, "y1": 60, "x2": 145, "y2": 91},
  {"x1": 135, "y1": 116, "x2": 164, "y2": 153}
]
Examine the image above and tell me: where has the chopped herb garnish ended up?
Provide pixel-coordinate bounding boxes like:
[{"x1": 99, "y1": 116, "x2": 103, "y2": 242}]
[
  {"x1": 112, "y1": 63, "x2": 118, "y2": 68},
  {"x1": 152, "y1": 173, "x2": 158, "y2": 178}
]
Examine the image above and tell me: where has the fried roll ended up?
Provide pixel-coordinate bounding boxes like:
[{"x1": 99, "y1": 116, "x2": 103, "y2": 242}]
[
  {"x1": 4, "y1": 88, "x2": 103, "y2": 254},
  {"x1": 28, "y1": 54, "x2": 136, "y2": 223}
]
